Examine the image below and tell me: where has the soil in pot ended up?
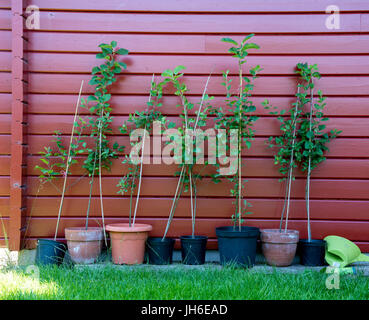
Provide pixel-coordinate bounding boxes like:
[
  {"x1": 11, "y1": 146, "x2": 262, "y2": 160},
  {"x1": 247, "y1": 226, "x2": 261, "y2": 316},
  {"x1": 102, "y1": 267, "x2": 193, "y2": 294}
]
[
  {"x1": 216, "y1": 226, "x2": 260, "y2": 268},
  {"x1": 260, "y1": 229, "x2": 299, "y2": 267},
  {"x1": 146, "y1": 237, "x2": 175, "y2": 265},
  {"x1": 35, "y1": 239, "x2": 67, "y2": 266},
  {"x1": 105, "y1": 223, "x2": 152, "y2": 265},
  {"x1": 65, "y1": 227, "x2": 103, "y2": 264},
  {"x1": 299, "y1": 239, "x2": 327, "y2": 266},
  {"x1": 180, "y1": 235, "x2": 208, "y2": 265}
]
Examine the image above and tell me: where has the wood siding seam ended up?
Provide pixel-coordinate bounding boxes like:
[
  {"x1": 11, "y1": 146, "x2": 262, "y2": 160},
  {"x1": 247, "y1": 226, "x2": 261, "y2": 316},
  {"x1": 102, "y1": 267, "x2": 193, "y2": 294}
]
[{"x1": 9, "y1": 0, "x2": 26, "y2": 251}]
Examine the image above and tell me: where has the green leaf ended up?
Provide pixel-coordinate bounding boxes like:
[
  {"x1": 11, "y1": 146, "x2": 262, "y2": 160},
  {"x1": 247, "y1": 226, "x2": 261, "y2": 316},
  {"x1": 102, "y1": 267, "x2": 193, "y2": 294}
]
[
  {"x1": 116, "y1": 48, "x2": 129, "y2": 55},
  {"x1": 174, "y1": 65, "x2": 186, "y2": 74},
  {"x1": 241, "y1": 34, "x2": 255, "y2": 44},
  {"x1": 87, "y1": 95, "x2": 98, "y2": 102},
  {"x1": 221, "y1": 37, "x2": 238, "y2": 46},
  {"x1": 96, "y1": 53, "x2": 105, "y2": 59},
  {"x1": 243, "y1": 43, "x2": 260, "y2": 50},
  {"x1": 168, "y1": 122, "x2": 177, "y2": 129}
]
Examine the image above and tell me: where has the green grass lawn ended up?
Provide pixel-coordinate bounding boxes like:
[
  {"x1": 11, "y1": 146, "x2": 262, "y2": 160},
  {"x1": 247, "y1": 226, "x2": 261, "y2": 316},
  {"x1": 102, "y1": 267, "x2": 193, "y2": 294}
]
[{"x1": 0, "y1": 264, "x2": 368, "y2": 300}]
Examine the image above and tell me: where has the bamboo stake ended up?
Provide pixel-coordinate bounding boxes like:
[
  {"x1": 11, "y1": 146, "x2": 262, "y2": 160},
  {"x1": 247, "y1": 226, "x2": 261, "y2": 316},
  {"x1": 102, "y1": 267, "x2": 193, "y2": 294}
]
[
  {"x1": 162, "y1": 165, "x2": 185, "y2": 240},
  {"x1": 284, "y1": 86, "x2": 301, "y2": 233},
  {"x1": 189, "y1": 72, "x2": 212, "y2": 238},
  {"x1": 279, "y1": 88, "x2": 301, "y2": 232},
  {"x1": 132, "y1": 74, "x2": 155, "y2": 227},
  {"x1": 162, "y1": 72, "x2": 212, "y2": 240},
  {"x1": 54, "y1": 81, "x2": 84, "y2": 241}
]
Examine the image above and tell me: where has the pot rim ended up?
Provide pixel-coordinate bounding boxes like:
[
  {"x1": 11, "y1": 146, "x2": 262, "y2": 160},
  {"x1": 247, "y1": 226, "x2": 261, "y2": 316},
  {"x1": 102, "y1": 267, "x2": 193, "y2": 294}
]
[
  {"x1": 65, "y1": 227, "x2": 102, "y2": 231},
  {"x1": 65, "y1": 227, "x2": 103, "y2": 241},
  {"x1": 105, "y1": 223, "x2": 152, "y2": 233},
  {"x1": 260, "y1": 229, "x2": 299, "y2": 244},
  {"x1": 261, "y1": 229, "x2": 299, "y2": 235},
  {"x1": 147, "y1": 237, "x2": 175, "y2": 244},
  {"x1": 216, "y1": 226, "x2": 260, "y2": 238},
  {"x1": 180, "y1": 235, "x2": 208, "y2": 241},
  {"x1": 299, "y1": 239, "x2": 326, "y2": 246},
  {"x1": 37, "y1": 238, "x2": 66, "y2": 246}
]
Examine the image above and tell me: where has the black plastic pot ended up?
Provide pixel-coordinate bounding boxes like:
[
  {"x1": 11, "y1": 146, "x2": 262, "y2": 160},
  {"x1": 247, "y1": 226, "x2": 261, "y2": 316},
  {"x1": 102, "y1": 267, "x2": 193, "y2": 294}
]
[
  {"x1": 146, "y1": 237, "x2": 175, "y2": 265},
  {"x1": 216, "y1": 226, "x2": 260, "y2": 268},
  {"x1": 299, "y1": 239, "x2": 327, "y2": 266},
  {"x1": 180, "y1": 235, "x2": 208, "y2": 265},
  {"x1": 35, "y1": 239, "x2": 67, "y2": 266}
]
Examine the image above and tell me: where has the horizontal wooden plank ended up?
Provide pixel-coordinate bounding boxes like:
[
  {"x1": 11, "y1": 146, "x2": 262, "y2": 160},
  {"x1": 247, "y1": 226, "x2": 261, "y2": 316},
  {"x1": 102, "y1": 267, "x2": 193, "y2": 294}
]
[
  {"x1": 27, "y1": 94, "x2": 369, "y2": 117},
  {"x1": 0, "y1": 72, "x2": 10, "y2": 93},
  {"x1": 26, "y1": 197, "x2": 369, "y2": 221},
  {"x1": 360, "y1": 14, "x2": 369, "y2": 31},
  {"x1": 0, "y1": 156, "x2": 9, "y2": 175},
  {"x1": 26, "y1": 53, "x2": 369, "y2": 75},
  {"x1": 0, "y1": 2, "x2": 10, "y2": 10},
  {"x1": 0, "y1": 31, "x2": 10, "y2": 51},
  {"x1": 26, "y1": 114, "x2": 368, "y2": 137},
  {"x1": 26, "y1": 176, "x2": 369, "y2": 200},
  {"x1": 27, "y1": 156, "x2": 369, "y2": 179},
  {"x1": 0, "y1": 218, "x2": 8, "y2": 238},
  {"x1": 32, "y1": 12, "x2": 362, "y2": 33},
  {"x1": 26, "y1": 33, "x2": 369, "y2": 55},
  {"x1": 0, "y1": 9, "x2": 10, "y2": 30},
  {"x1": 0, "y1": 93, "x2": 10, "y2": 113},
  {"x1": 0, "y1": 197, "x2": 9, "y2": 216},
  {"x1": 23, "y1": 217, "x2": 369, "y2": 242},
  {"x1": 25, "y1": 0, "x2": 369, "y2": 13},
  {"x1": 27, "y1": 136, "x2": 369, "y2": 158},
  {"x1": 0, "y1": 177, "x2": 9, "y2": 196},
  {"x1": 0, "y1": 114, "x2": 10, "y2": 133},
  {"x1": 0, "y1": 135, "x2": 10, "y2": 155},
  {"x1": 0, "y1": 51, "x2": 10, "y2": 71},
  {"x1": 26, "y1": 74, "x2": 369, "y2": 96}
]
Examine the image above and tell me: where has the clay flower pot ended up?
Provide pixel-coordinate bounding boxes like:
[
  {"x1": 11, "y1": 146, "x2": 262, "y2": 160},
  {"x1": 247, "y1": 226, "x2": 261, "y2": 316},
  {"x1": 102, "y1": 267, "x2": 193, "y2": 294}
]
[
  {"x1": 260, "y1": 229, "x2": 299, "y2": 267},
  {"x1": 65, "y1": 227, "x2": 103, "y2": 264},
  {"x1": 105, "y1": 223, "x2": 152, "y2": 265}
]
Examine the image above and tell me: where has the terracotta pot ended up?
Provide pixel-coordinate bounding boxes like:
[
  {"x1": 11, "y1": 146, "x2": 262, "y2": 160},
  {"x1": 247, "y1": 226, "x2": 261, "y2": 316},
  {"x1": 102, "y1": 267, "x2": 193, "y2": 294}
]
[
  {"x1": 260, "y1": 229, "x2": 299, "y2": 267},
  {"x1": 65, "y1": 227, "x2": 103, "y2": 264},
  {"x1": 105, "y1": 223, "x2": 152, "y2": 265}
]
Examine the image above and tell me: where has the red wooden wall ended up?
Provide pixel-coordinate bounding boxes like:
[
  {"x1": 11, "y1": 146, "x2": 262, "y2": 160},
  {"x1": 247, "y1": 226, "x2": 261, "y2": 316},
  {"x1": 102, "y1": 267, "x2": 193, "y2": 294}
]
[{"x1": 1, "y1": 0, "x2": 369, "y2": 251}]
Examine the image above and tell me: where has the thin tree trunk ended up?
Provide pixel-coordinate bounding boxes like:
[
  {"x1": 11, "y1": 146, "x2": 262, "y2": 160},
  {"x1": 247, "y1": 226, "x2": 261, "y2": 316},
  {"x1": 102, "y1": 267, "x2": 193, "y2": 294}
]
[
  {"x1": 306, "y1": 84, "x2": 314, "y2": 241},
  {"x1": 98, "y1": 110, "x2": 107, "y2": 247},
  {"x1": 85, "y1": 150, "x2": 98, "y2": 230},
  {"x1": 162, "y1": 165, "x2": 185, "y2": 240},
  {"x1": 279, "y1": 171, "x2": 291, "y2": 232},
  {"x1": 189, "y1": 170, "x2": 195, "y2": 238},
  {"x1": 238, "y1": 60, "x2": 243, "y2": 231}
]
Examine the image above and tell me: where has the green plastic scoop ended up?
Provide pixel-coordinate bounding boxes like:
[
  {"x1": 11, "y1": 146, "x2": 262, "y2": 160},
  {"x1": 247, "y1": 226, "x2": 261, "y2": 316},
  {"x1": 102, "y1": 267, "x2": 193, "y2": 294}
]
[{"x1": 324, "y1": 235, "x2": 369, "y2": 268}]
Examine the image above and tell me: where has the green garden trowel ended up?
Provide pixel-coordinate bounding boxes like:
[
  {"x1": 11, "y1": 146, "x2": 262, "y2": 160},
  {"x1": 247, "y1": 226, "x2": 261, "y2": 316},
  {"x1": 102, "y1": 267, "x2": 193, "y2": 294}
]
[{"x1": 324, "y1": 235, "x2": 369, "y2": 268}]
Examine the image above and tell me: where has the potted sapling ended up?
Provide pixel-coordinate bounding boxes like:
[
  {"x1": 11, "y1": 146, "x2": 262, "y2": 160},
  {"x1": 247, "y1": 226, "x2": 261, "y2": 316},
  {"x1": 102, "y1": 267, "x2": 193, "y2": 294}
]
[
  {"x1": 210, "y1": 35, "x2": 260, "y2": 268},
  {"x1": 64, "y1": 42, "x2": 127, "y2": 264},
  {"x1": 34, "y1": 81, "x2": 85, "y2": 265},
  {"x1": 295, "y1": 63, "x2": 341, "y2": 266},
  {"x1": 262, "y1": 74, "x2": 307, "y2": 267},
  {"x1": 160, "y1": 66, "x2": 213, "y2": 265},
  {"x1": 108, "y1": 76, "x2": 167, "y2": 265}
]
